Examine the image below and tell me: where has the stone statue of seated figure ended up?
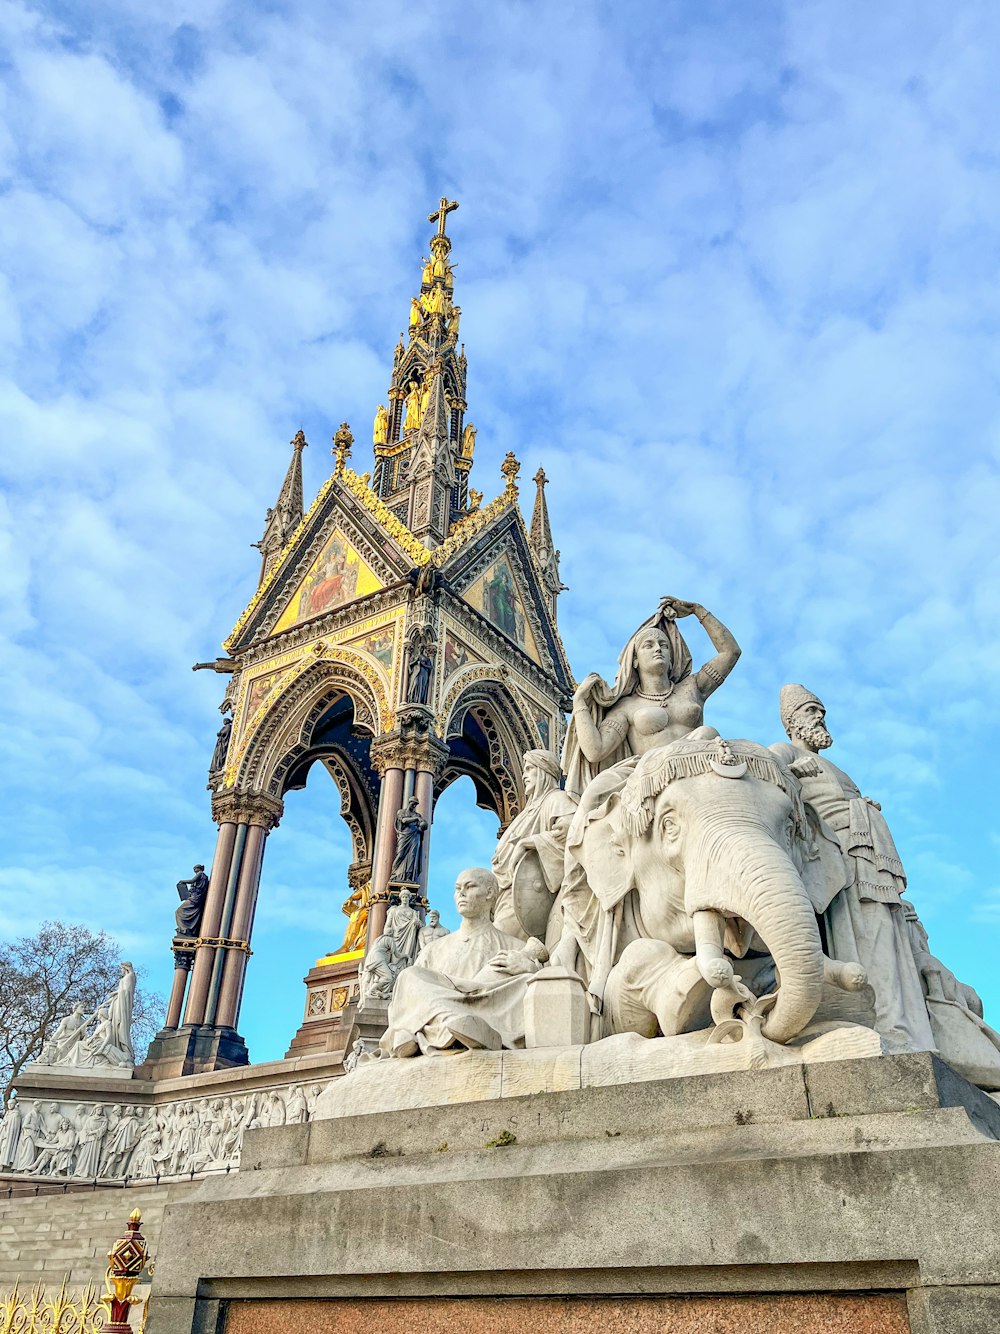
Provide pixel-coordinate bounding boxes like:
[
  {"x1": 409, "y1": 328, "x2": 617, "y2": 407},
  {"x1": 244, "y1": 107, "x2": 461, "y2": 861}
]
[{"x1": 382, "y1": 868, "x2": 548, "y2": 1058}]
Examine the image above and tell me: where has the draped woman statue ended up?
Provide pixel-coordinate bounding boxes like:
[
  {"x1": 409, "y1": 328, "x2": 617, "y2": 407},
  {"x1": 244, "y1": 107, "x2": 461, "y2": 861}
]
[
  {"x1": 553, "y1": 599, "x2": 741, "y2": 1015},
  {"x1": 390, "y1": 796, "x2": 427, "y2": 885},
  {"x1": 562, "y1": 598, "x2": 741, "y2": 798},
  {"x1": 384, "y1": 887, "x2": 422, "y2": 966},
  {"x1": 372, "y1": 403, "x2": 389, "y2": 445},
  {"x1": 403, "y1": 381, "x2": 422, "y2": 432},
  {"x1": 107, "y1": 962, "x2": 136, "y2": 1063}
]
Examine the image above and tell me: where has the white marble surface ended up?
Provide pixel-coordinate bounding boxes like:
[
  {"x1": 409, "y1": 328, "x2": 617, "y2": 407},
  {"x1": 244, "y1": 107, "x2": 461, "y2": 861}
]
[{"x1": 314, "y1": 1021, "x2": 884, "y2": 1120}]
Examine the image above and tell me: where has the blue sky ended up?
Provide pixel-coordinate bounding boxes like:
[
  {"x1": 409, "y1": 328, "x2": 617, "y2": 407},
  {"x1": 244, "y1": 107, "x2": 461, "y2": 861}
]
[{"x1": 1, "y1": 1, "x2": 998, "y2": 1062}]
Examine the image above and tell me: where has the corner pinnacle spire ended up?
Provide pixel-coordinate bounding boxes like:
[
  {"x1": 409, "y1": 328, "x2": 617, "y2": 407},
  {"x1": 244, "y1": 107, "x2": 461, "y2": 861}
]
[
  {"x1": 529, "y1": 467, "x2": 566, "y2": 616},
  {"x1": 254, "y1": 430, "x2": 307, "y2": 585}
]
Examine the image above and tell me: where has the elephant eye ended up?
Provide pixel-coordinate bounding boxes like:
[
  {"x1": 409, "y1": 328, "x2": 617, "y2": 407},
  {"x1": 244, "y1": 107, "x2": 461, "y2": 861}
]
[{"x1": 659, "y1": 812, "x2": 678, "y2": 838}]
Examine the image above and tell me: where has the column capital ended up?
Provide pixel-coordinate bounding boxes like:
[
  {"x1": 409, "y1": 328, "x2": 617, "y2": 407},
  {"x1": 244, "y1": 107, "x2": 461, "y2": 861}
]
[
  {"x1": 211, "y1": 790, "x2": 284, "y2": 830},
  {"x1": 370, "y1": 718, "x2": 449, "y2": 779},
  {"x1": 347, "y1": 860, "x2": 373, "y2": 890},
  {"x1": 171, "y1": 937, "x2": 197, "y2": 970}
]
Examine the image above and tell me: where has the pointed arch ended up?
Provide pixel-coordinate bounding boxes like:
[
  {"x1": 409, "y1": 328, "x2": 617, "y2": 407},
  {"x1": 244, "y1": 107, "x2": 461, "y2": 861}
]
[
  {"x1": 439, "y1": 676, "x2": 536, "y2": 830},
  {"x1": 235, "y1": 656, "x2": 386, "y2": 798}
]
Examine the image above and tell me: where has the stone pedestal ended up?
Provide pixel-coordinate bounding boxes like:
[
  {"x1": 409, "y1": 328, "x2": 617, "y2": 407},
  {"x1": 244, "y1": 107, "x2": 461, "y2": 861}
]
[
  {"x1": 523, "y1": 967, "x2": 589, "y2": 1048},
  {"x1": 147, "y1": 1053, "x2": 1000, "y2": 1333},
  {"x1": 135, "y1": 1024, "x2": 249, "y2": 1081},
  {"x1": 284, "y1": 950, "x2": 363, "y2": 1059},
  {"x1": 353, "y1": 1002, "x2": 390, "y2": 1050}
]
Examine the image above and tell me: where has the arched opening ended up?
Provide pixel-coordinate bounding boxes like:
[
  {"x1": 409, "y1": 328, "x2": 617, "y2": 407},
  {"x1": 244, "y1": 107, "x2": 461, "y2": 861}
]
[
  {"x1": 442, "y1": 680, "x2": 534, "y2": 831},
  {"x1": 426, "y1": 774, "x2": 501, "y2": 933},
  {"x1": 237, "y1": 763, "x2": 355, "y2": 1061},
  {"x1": 235, "y1": 692, "x2": 379, "y2": 1062}
]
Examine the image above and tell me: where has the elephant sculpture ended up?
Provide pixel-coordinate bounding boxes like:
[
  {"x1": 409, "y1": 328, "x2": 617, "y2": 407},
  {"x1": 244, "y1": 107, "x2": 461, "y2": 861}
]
[{"x1": 559, "y1": 735, "x2": 868, "y2": 1045}]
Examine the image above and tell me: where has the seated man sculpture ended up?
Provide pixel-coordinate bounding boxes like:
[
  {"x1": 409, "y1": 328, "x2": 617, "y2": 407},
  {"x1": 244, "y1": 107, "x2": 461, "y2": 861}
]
[{"x1": 382, "y1": 868, "x2": 547, "y2": 1058}]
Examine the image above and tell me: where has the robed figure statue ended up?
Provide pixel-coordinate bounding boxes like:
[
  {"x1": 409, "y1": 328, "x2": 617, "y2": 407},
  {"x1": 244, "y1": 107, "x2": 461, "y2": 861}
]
[
  {"x1": 176, "y1": 865, "x2": 210, "y2": 936},
  {"x1": 390, "y1": 796, "x2": 427, "y2": 885}
]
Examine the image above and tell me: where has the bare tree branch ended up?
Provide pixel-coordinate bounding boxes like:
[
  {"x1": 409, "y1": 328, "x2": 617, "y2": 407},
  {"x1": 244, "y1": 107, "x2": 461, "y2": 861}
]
[{"x1": 0, "y1": 922, "x2": 163, "y2": 1109}]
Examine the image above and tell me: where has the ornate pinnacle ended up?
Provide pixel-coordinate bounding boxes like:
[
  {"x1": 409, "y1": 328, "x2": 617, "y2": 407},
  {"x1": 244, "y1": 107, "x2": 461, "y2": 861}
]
[
  {"x1": 533, "y1": 467, "x2": 547, "y2": 488},
  {"x1": 291, "y1": 429, "x2": 308, "y2": 452},
  {"x1": 332, "y1": 422, "x2": 354, "y2": 476},
  {"x1": 101, "y1": 1207, "x2": 151, "y2": 1332},
  {"x1": 501, "y1": 450, "x2": 520, "y2": 495}
]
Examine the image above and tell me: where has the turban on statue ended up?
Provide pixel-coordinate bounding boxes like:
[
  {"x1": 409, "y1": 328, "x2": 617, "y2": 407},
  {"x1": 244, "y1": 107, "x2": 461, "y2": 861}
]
[
  {"x1": 779, "y1": 683, "x2": 824, "y2": 734},
  {"x1": 522, "y1": 749, "x2": 561, "y2": 780}
]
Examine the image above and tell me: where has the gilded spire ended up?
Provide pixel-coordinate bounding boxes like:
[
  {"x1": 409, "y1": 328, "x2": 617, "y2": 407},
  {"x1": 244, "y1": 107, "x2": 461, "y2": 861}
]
[
  {"x1": 254, "y1": 430, "x2": 307, "y2": 585},
  {"x1": 373, "y1": 199, "x2": 473, "y2": 540}
]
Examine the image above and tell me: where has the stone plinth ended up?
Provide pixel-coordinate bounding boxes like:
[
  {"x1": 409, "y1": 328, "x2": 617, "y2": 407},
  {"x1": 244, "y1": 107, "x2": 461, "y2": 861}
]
[
  {"x1": 523, "y1": 966, "x2": 589, "y2": 1048},
  {"x1": 137, "y1": 1023, "x2": 249, "y2": 1080},
  {"x1": 284, "y1": 950, "x2": 363, "y2": 1060},
  {"x1": 147, "y1": 1054, "x2": 1000, "y2": 1334}
]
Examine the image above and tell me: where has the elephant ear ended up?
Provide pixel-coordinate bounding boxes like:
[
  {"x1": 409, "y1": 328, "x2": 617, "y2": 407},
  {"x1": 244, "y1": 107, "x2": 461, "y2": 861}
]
[
  {"x1": 791, "y1": 805, "x2": 850, "y2": 913},
  {"x1": 578, "y1": 794, "x2": 633, "y2": 911}
]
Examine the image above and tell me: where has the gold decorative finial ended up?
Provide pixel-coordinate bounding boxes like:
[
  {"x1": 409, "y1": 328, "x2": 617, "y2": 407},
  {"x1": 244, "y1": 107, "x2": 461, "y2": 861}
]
[
  {"x1": 501, "y1": 450, "x2": 520, "y2": 495},
  {"x1": 332, "y1": 422, "x2": 353, "y2": 475},
  {"x1": 469, "y1": 488, "x2": 483, "y2": 511},
  {"x1": 428, "y1": 196, "x2": 459, "y2": 238}
]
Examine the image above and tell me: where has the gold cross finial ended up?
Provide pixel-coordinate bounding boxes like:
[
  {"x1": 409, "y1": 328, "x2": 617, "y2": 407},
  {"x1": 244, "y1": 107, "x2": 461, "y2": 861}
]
[{"x1": 428, "y1": 196, "x2": 459, "y2": 238}]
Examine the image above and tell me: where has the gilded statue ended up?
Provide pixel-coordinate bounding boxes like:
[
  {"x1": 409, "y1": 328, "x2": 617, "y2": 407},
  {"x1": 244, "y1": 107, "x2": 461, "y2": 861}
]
[
  {"x1": 422, "y1": 286, "x2": 443, "y2": 315},
  {"x1": 420, "y1": 372, "x2": 435, "y2": 418},
  {"x1": 409, "y1": 297, "x2": 422, "y2": 329},
  {"x1": 461, "y1": 422, "x2": 476, "y2": 458},
  {"x1": 563, "y1": 598, "x2": 741, "y2": 796},
  {"x1": 403, "y1": 381, "x2": 422, "y2": 432},
  {"x1": 447, "y1": 306, "x2": 461, "y2": 338},
  {"x1": 336, "y1": 882, "x2": 371, "y2": 955},
  {"x1": 421, "y1": 257, "x2": 433, "y2": 286},
  {"x1": 372, "y1": 404, "x2": 389, "y2": 446}
]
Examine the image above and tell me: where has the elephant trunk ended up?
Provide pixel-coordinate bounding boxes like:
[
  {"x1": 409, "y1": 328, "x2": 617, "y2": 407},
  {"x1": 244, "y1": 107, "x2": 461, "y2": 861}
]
[{"x1": 691, "y1": 828, "x2": 825, "y2": 1045}]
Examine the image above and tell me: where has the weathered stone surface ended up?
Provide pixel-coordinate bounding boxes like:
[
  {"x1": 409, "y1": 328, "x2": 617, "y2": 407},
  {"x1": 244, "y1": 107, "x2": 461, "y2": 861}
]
[
  {"x1": 146, "y1": 1055, "x2": 1000, "y2": 1334},
  {"x1": 314, "y1": 1024, "x2": 883, "y2": 1120},
  {"x1": 523, "y1": 968, "x2": 589, "y2": 1048}
]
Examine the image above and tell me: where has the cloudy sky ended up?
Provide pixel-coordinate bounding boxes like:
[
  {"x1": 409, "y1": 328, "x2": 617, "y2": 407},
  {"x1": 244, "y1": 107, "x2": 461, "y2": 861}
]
[{"x1": 2, "y1": 1, "x2": 998, "y2": 1061}]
